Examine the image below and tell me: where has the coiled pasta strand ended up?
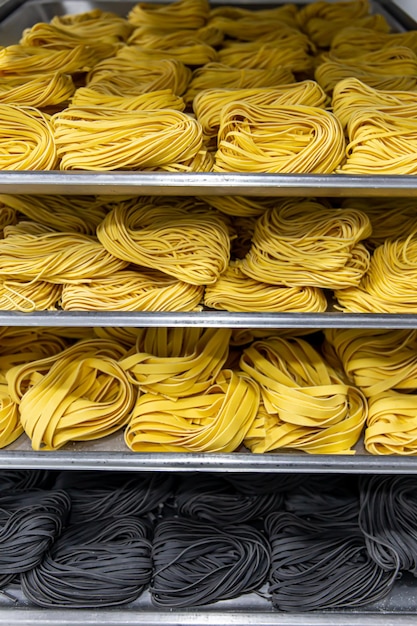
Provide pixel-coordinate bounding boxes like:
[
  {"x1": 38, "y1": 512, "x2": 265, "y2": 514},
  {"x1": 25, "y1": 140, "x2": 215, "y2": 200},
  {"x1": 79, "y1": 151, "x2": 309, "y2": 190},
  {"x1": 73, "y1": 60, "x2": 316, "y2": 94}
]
[
  {"x1": 0, "y1": 105, "x2": 57, "y2": 170},
  {"x1": 184, "y1": 63, "x2": 295, "y2": 105},
  {"x1": 0, "y1": 205, "x2": 16, "y2": 236},
  {"x1": 52, "y1": 107, "x2": 202, "y2": 171},
  {"x1": 239, "y1": 200, "x2": 371, "y2": 288},
  {"x1": 193, "y1": 81, "x2": 327, "y2": 138},
  {"x1": 204, "y1": 264, "x2": 327, "y2": 313},
  {"x1": 143, "y1": 149, "x2": 214, "y2": 172},
  {"x1": 70, "y1": 88, "x2": 185, "y2": 111},
  {"x1": 97, "y1": 200, "x2": 230, "y2": 285},
  {"x1": 338, "y1": 111, "x2": 417, "y2": 175},
  {"x1": 241, "y1": 337, "x2": 367, "y2": 454},
  {"x1": 0, "y1": 230, "x2": 127, "y2": 283},
  {"x1": 214, "y1": 103, "x2": 345, "y2": 174},
  {"x1": 210, "y1": 4, "x2": 298, "y2": 27},
  {"x1": 296, "y1": 0, "x2": 370, "y2": 28},
  {"x1": 0, "y1": 384, "x2": 21, "y2": 448},
  {"x1": 125, "y1": 369, "x2": 259, "y2": 453},
  {"x1": 340, "y1": 197, "x2": 417, "y2": 250},
  {"x1": 0, "y1": 279, "x2": 61, "y2": 311},
  {"x1": 0, "y1": 72, "x2": 74, "y2": 108},
  {"x1": 303, "y1": 14, "x2": 390, "y2": 48},
  {"x1": 129, "y1": 24, "x2": 223, "y2": 47},
  {"x1": 335, "y1": 231, "x2": 417, "y2": 313},
  {"x1": 121, "y1": 327, "x2": 231, "y2": 398},
  {"x1": 116, "y1": 43, "x2": 217, "y2": 66},
  {"x1": 87, "y1": 57, "x2": 191, "y2": 96},
  {"x1": 0, "y1": 45, "x2": 100, "y2": 75},
  {"x1": 61, "y1": 269, "x2": 204, "y2": 312},
  {"x1": 332, "y1": 78, "x2": 417, "y2": 129},
  {"x1": 208, "y1": 17, "x2": 312, "y2": 48},
  {"x1": 0, "y1": 194, "x2": 107, "y2": 236},
  {"x1": 218, "y1": 42, "x2": 314, "y2": 73},
  {"x1": 128, "y1": 0, "x2": 210, "y2": 30},
  {"x1": 51, "y1": 9, "x2": 133, "y2": 41},
  {"x1": 366, "y1": 392, "x2": 417, "y2": 455},
  {"x1": 316, "y1": 47, "x2": 417, "y2": 94},
  {"x1": 331, "y1": 27, "x2": 417, "y2": 58},
  {"x1": 323, "y1": 329, "x2": 417, "y2": 397}
]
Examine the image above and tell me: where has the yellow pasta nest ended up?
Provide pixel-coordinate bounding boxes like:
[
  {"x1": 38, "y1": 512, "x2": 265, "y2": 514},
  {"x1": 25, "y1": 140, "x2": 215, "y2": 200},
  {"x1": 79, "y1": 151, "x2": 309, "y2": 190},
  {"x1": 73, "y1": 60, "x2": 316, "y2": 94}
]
[
  {"x1": 87, "y1": 57, "x2": 191, "y2": 96},
  {"x1": 241, "y1": 336, "x2": 367, "y2": 454},
  {"x1": 238, "y1": 199, "x2": 371, "y2": 289},
  {"x1": 0, "y1": 105, "x2": 57, "y2": 170},
  {"x1": 209, "y1": 16, "x2": 311, "y2": 47},
  {"x1": 218, "y1": 41, "x2": 314, "y2": 72},
  {"x1": 193, "y1": 81, "x2": 327, "y2": 138},
  {"x1": 128, "y1": 0, "x2": 210, "y2": 29},
  {"x1": 214, "y1": 103, "x2": 345, "y2": 174},
  {"x1": 184, "y1": 63, "x2": 295, "y2": 105},
  {"x1": 70, "y1": 87, "x2": 185, "y2": 111},
  {"x1": 129, "y1": 25, "x2": 223, "y2": 47},
  {"x1": 0, "y1": 279, "x2": 61, "y2": 311},
  {"x1": 124, "y1": 41, "x2": 217, "y2": 66},
  {"x1": 0, "y1": 230, "x2": 127, "y2": 283},
  {"x1": 125, "y1": 369, "x2": 259, "y2": 453},
  {"x1": 366, "y1": 391, "x2": 417, "y2": 455},
  {"x1": 0, "y1": 194, "x2": 107, "y2": 235},
  {"x1": 316, "y1": 47, "x2": 417, "y2": 93},
  {"x1": 52, "y1": 106, "x2": 202, "y2": 171},
  {"x1": 61, "y1": 269, "x2": 204, "y2": 312},
  {"x1": 209, "y1": 4, "x2": 298, "y2": 27},
  {"x1": 51, "y1": 9, "x2": 133, "y2": 41},
  {"x1": 97, "y1": 200, "x2": 230, "y2": 285},
  {"x1": 7, "y1": 339, "x2": 135, "y2": 451},
  {"x1": 0, "y1": 44, "x2": 100, "y2": 75},
  {"x1": 0, "y1": 72, "x2": 74, "y2": 107},
  {"x1": 204, "y1": 264, "x2": 327, "y2": 313},
  {"x1": 332, "y1": 78, "x2": 417, "y2": 129},
  {"x1": 198, "y1": 195, "x2": 277, "y2": 218},
  {"x1": 335, "y1": 231, "x2": 417, "y2": 313},
  {"x1": 0, "y1": 385, "x2": 21, "y2": 448},
  {"x1": 144, "y1": 149, "x2": 214, "y2": 172},
  {"x1": 324, "y1": 328, "x2": 417, "y2": 396},
  {"x1": 340, "y1": 197, "x2": 417, "y2": 250},
  {"x1": 338, "y1": 110, "x2": 417, "y2": 175},
  {"x1": 331, "y1": 27, "x2": 417, "y2": 58},
  {"x1": 296, "y1": 0, "x2": 371, "y2": 29},
  {"x1": 302, "y1": 14, "x2": 390, "y2": 49},
  {"x1": 121, "y1": 327, "x2": 231, "y2": 397}
]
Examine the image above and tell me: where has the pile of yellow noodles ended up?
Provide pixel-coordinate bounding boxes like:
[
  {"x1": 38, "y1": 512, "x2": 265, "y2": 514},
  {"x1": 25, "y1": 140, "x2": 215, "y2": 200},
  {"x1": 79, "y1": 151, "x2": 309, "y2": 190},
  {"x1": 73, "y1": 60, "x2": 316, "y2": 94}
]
[
  {"x1": 238, "y1": 200, "x2": 371, "y2": 288},
  {"x1": 128, "y1": 0, "x2": 210, "y2": 30},
  {"x1": 199, "y1": 195, "x2": 277, "y2": 217},
  {"x1": 335, "y1": 231, "x2": 417, "y2": 313},
  {"x1": 51, "y1": 8, "x2": 132, "y2": 41},
  {"x1": 218, "y1": 41, "x2": 314, "y2": 72},
  {"x1": 97, "y1": 199, "x2": 230, "y2": 285},
  {"x1": 331, "y1": 27, "x2": 417, "y2": 58},
  {"x1": 193, "y1": 81, "x2": 327, "y2": 139},
  {"x1": 70, "y1": 88, "x2": 185, "y2": 111},
  {"x1": 0, "y1": 279, "x2": 61, "y2": 311},
  {"x1": 204, "y1": 264, "x2": 327, "y2": 312},
  {"x1": 0, "y1": 73, "x2": 74, "y2": 108},
  {"x1": 0, "y1": 44, "x2": 100, "y2": 75},
  {"x1": 52, "y1": 107, "x2": 202, "y2": 170},
  {"x1": 61, "y1": 269, "x2": 204, "y2": 312},
  {"x1": 241, "y1": 336, "x2": 367, "y2": 454}
]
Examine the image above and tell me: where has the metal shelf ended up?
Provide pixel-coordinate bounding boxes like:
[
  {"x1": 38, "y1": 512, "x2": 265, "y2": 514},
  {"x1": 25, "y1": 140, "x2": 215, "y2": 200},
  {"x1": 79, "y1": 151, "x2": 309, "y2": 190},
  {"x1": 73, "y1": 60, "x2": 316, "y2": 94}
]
[
  {"x1": 1, "y1": 310, "x2": 417, "y2": 328},
  {"x1": 0, "y1": 172, "x2": 417, "y2": 197}
]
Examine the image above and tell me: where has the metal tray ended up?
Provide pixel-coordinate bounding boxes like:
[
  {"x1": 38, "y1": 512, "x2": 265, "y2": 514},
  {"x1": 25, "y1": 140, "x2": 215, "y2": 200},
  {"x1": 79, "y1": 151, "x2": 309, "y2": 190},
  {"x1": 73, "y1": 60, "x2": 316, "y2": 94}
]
[{"x1": 0, "y1": 0, "x2": 414, "y2": 196}]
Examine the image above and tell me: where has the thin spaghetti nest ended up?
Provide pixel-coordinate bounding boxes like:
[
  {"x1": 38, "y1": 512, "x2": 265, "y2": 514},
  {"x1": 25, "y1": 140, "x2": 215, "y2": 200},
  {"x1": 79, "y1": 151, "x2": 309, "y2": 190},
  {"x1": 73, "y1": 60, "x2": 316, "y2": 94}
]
[
  {"x1": 238, "y1": 199, "x2": 371, "y2": 288},
  {"x1": 52, "y1": 106, "x2": 202, "y2": 171},
  {"x1": 97, "y1": 199, "x2": 230, "y2": 285}
]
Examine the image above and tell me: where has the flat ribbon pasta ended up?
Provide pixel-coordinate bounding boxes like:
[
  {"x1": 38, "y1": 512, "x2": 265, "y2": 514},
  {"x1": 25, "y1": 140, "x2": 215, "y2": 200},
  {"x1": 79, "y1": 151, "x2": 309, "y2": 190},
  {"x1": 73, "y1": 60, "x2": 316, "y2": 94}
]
[
  {"x1": 97, "y1": 200, "x2": 230, "y2": 285},
  {"x1": 214, "y1": 103, "x2": 345, "y2": 174},
  {"x1": 0, "y1": 105, "x2": 57, "y2": 170},
  {"x1": 241, "y1": 337, "x2": 367, "y2": 454},
  {"x1": 0, "y1": 384, "x2": 21, "y2": 448},
  {"x1": 0, "y1": 73, "x2": 74, "y2": 107},
  {"x1": 128, "y1": 0, "x2": 210, "y2": 30},
  {"x1": 238, "y1": 200, "x2": 371, "y2": 288},
  {"x1": 61, "y1": 269, "x2": 204, "y2": 312},
  {"x1": 70, "y1": 88, "x2": 185, "y2": 111},
  {"x1": 0, "y1": 230, "x2": 127, "y2": 283},
  {"x1": 0, "y1": 45, "x2": 100, "y2": 75},
  {"x1": 204, "y1": 264, "x2": 327, "y2": 313},
  {"x1": 125, "y1": 369, "x2": 259, "y2": 453},
  {"x1": 324, "y1": 329, "x2": 417, "y2": 397},
  {"x1": 335, "y1": 231, "x2": 417, "y2": 313},
  {"x1": 193, "y1": 82, "x2": 327, "y2": 138},
  {"x1": 120, "y1": 327, "x2": 231, "y2": 397},
  {"x1": 365, "y1": 392, "x2": 417, "y2": 455},
  {"x1": 53, "y1": 107, "x2": 202, "y2": 171},
  {"x1": 184, "y1": 63, "x2": 295, "y2": 105},
  {"x1": 0, "y1": 279, "x2": 61, "y2": 311}
]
